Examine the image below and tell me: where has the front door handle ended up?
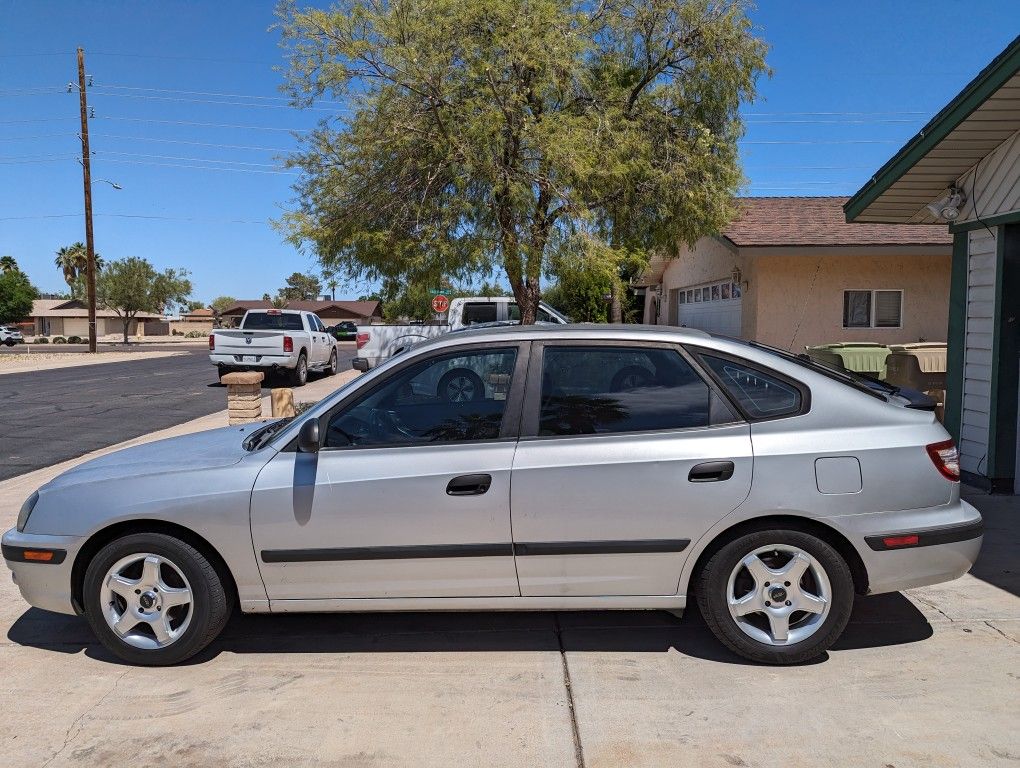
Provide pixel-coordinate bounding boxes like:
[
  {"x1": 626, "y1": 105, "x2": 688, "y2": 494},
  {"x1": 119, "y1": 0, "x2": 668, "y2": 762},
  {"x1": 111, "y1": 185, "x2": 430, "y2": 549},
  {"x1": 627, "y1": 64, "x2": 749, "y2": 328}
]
[
  {"x1": 446, "y1": 474, "x2": 492, "y2": 496},
  {"x1": 688, "y1": 461, "x2": 735, "y2": 483}
]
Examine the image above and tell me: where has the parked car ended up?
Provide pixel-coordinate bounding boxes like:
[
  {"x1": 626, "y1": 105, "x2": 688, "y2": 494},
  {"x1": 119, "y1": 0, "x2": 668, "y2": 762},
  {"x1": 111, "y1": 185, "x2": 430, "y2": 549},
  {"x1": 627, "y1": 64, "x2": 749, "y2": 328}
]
[
  {"x1": 352, "y1": 295, "x2": 568, "y2": 370},
  {"x1": 326, "y1": 321, "x2": 358, "y2": 342},
  {"x1": 4, "y1": 325, "x2": 981, "y2": 666},
  {"x1": 209, "y1": 309, "x2": 338, "y2": 386},
  {"x1": 0, "y1": 326, "x2": 24, "y2": 346}
]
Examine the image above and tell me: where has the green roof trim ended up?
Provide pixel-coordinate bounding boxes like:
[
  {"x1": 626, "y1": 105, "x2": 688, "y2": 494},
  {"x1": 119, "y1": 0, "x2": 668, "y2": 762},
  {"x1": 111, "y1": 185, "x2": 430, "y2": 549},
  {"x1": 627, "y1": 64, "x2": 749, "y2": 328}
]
[{"x1": 844, "y1": 35, "x2": 1020, "y2": 223}]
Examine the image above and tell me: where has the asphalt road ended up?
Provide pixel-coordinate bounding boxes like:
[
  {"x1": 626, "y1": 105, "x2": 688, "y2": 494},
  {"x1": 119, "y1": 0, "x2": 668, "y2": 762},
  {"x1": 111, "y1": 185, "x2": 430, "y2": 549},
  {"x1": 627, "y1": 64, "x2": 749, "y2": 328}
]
[{"x1": 0, "y1": 348, "x2": 354, "y2": 480}]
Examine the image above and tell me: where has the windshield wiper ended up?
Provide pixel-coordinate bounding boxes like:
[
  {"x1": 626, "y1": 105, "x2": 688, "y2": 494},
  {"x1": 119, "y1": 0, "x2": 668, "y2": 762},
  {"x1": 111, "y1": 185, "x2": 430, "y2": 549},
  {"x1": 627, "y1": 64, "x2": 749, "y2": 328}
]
[{"x1": 242, "y1": 418, "x2": 292, "y2": 451}]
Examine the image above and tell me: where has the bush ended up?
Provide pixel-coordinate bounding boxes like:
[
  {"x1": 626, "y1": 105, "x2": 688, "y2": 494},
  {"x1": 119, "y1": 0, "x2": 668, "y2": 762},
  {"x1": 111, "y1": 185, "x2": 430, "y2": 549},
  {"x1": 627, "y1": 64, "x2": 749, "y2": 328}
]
[
  {"x1": 172, "y1": 329, "x2": 184, "y2": 336},
  {"x1": 66, "y1": 335, "x2": 83, "y2": 344},
  {"x1": 32, "y1": 336, "x2": 49, "y2": 344},
  {"x1": 52, "y1": 336, "x2": 67, "y2": 344},
  {"x1": 185, "y1": 330, "x2": 206, "y2": 338}
]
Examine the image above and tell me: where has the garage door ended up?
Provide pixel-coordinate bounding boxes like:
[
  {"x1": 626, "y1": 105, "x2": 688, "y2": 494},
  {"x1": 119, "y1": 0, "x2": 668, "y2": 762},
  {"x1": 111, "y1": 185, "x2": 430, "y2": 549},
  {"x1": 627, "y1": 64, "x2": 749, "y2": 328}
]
[
  {"x1": 676, "y1": 281, "x2": 742, "y2": 337},
  {"x1": 63, "y1": 318, "x2": 89, "y2": 337}
]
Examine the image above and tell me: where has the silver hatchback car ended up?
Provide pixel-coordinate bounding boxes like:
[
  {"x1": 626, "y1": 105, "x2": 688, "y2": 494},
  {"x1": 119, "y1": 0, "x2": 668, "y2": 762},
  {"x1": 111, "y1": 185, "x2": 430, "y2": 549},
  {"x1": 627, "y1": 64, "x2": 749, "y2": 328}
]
[{"x1": 3, "y1": 326, "x2": 982, "y2": 665}]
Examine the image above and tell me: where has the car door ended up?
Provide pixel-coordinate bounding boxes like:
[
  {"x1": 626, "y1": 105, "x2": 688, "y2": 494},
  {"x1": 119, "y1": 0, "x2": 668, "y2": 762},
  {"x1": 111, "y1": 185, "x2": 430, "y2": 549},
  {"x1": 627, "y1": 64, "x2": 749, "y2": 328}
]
[
  {"x1": 250, "y1": 342, "x2": 529, "y2": 601},
  {"x1": 509, "y1": 341, "x2": 753, "y2": 596},
  {"x1": 308, "y1": 315, "x2": 330, "y2": 365}
]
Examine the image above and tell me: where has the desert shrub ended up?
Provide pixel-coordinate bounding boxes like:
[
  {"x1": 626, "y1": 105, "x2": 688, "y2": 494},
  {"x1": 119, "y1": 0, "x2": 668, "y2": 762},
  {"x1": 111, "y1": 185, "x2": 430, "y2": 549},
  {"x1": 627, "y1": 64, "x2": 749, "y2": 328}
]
[
  {"x1": 185, "y1": 330, "x2": 205, "y2": 338},
  {"x1": 52, "y1": 336, "x2": 67, "y2": 344},
  {"x1": 66, "y1": 335, "x2": 83, "y2": 344},
  {"x1": 33, "y1": 337, "x2": 49, "y2": 344}
]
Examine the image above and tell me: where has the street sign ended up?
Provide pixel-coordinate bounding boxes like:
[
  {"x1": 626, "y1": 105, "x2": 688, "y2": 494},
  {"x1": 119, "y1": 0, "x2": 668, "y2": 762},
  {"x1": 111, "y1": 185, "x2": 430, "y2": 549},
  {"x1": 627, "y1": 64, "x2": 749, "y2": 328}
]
[{"x1": 432, "y1": 294, "x2": 450, "y2": 313}]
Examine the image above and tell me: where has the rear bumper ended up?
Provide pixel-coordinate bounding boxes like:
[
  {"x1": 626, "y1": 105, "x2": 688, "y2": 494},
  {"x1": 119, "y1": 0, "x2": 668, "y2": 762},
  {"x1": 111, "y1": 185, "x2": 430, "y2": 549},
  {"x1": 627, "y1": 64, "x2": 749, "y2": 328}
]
[
  {"x1": 841, "y1": 500, "x2": 984, "y2": 594},
  {"x1": 352, "y1": 357, "x2": 373, "y2": 371},
  {"x1": 210, "y1": 353, "x2": 296, "y2": 370},
  {"x1": 2, "y1": 528, "x2": 83, "y2": 616}
]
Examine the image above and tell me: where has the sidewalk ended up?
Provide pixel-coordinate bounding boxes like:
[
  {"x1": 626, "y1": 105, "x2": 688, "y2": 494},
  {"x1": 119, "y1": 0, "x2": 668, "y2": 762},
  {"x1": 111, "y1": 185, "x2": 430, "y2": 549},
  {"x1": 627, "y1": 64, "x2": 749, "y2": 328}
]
[{"x1": 0, "y1": 349, "x2": 188, "y2": 376}]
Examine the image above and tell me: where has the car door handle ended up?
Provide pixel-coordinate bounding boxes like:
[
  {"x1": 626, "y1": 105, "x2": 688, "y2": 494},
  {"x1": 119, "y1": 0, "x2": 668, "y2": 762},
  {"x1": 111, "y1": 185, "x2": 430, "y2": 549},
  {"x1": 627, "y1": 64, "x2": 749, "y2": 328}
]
[
  {"x1": 688, "y1": 461, "x2": 735, "y2": 482},
  {"x1": 446, "y1": 474, "x2": 492, "y2": 496}
]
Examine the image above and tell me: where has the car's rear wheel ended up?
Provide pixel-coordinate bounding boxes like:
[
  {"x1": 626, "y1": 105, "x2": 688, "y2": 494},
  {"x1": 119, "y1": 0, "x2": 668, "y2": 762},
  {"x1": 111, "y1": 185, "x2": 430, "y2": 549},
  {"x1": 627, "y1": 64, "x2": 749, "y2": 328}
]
[
  {"x1": 290, "y1": 352, "x2": 308, "y2": 386},
  {"x1": 82, "y1": 532, "x2": 231, "y2": 666},
  {"x1": 438, "y1": 368, "x2": 484, "y2": 402},
  {"x1": 696, "y1": 529, "x2": 854, "y2": 665}
]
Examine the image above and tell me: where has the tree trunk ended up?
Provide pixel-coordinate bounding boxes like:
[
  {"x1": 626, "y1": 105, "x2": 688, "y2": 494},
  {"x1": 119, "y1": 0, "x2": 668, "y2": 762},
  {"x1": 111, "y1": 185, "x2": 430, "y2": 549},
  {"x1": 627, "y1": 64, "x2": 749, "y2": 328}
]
[
  {"x1": 122, "y1": 319, "x2": 130, "y2": 344},
  {"x1": 510, "y1": 275, "x2": 541, "y2": 324},
  {"x1": 609, "y1": 280, "x2": 623, "y2": 324}
]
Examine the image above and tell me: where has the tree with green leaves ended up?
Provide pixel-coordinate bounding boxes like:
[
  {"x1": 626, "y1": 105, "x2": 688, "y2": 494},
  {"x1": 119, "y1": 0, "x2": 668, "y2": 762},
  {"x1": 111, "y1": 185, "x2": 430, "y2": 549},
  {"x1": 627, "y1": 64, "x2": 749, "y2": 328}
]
[
  {"x1": 96, "y1": 257, "x2": 192, "y2": 343},
  {"x1": 0, "y1": 255, "x2": 18, "y2": 274},
  {"x1": 0, "y1": 266, "x2": 39, "y2": 326},
  {"x1": 54, "y1": 242, "x2": 105, "y2": 299},
  {"x1": 210, "y1": 296, "x2": 237, "y2": 316},
  {"x1": 277, "y1": 0, "x2": 767, "y2": 323},
  {"x1": 279, "y1": 271, "x2": 322, "y2": 301}
]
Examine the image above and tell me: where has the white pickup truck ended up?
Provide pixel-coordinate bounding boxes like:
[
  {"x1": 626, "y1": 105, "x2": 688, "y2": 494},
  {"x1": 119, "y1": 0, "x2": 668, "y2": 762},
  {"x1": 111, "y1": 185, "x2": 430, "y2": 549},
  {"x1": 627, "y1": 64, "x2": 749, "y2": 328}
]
[
  {"x1": 352, "y1": 296, "x2": 568, "y2": 370},
  {"x1": 209, "y1": 309, "x2": 338, "y2": 386}
]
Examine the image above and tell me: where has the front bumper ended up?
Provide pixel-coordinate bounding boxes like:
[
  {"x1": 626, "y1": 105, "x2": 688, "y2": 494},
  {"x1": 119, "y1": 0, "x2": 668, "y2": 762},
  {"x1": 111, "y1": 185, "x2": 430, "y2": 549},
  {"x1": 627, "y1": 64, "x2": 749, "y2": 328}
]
[
  {"x1": 840, "y1": 500, "x2": 983, "y2": 595},
  {"x1": 2, "y1": 528, "x2": 83, "y2": 616}
]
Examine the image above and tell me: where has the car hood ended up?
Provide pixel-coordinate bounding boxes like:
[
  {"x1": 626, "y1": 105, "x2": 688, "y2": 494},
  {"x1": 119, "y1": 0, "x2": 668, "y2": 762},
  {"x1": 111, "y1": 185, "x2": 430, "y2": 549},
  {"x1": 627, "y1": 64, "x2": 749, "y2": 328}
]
[{"x1": 45, "y1": 425, "x2": 264, "y2": 489}]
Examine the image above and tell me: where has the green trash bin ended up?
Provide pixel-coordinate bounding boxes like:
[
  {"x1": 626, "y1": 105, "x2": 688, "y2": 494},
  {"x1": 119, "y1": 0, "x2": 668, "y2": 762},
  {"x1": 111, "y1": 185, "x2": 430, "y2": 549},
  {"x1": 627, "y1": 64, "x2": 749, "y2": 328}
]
[{"x1": 804, "y1": 343, "x2": 891, "y2": 379}]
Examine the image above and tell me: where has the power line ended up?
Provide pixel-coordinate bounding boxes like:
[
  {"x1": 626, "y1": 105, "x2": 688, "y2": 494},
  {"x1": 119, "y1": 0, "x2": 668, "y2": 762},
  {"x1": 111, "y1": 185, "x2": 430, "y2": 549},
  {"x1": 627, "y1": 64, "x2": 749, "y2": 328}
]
[
  {"x1": 89, "y1": 50, "x2": 284, "y2": 66},
  {"x1": 0, "y1": 212, "x2": 271, "y2": 224},
  {"x1": 741, "y1": 139, "x2": 900, "y2": 145},
  {"x1": 95, "y1": 157, "x2": 298, "y2": 175},
  {"x1": 92, "y1": 133, "x2": 293, "y2": 152},
  {"x1": 95, "y1": 116, "x2": 313, "y2": 132},
  {"x1": 0, "y1": 213, "x2": 82, "y2": 221},
  {"x1": 0, "y1": 117, "x2": 75, "y2": 125},
  {"x1": 90, "y1": 89, "x2": 343, "y2": 112},
  {"x1": 0, "y1": 132, "x2": 79, "y2": 141},
  {"x1": 95, "y1": 83, "x2": 348, "y2": 108},
  {"x1": 96, "y1": 149, "x2": 286, "y2": 168}
]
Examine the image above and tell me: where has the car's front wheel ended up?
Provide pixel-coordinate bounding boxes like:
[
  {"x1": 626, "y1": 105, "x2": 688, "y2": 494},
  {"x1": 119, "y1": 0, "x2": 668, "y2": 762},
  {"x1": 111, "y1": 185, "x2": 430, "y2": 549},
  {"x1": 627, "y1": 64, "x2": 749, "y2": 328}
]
[
  {"x1": 327, "y1": 348, "x2": 338, "y2": 376},
  {"x1": 82, "y1": 532, "x2": 231, "y2": 666},
  {"x1": 696, "y1": 528, "x2": 854, "y2": 665}
]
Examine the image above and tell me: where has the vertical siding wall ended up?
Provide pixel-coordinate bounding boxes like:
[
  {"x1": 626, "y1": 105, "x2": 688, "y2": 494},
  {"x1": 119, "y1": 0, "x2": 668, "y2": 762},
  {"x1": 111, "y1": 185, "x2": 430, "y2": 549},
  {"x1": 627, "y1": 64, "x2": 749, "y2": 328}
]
[{"x1": 959, "y1": 228, "x2": 997, "y2": 474}]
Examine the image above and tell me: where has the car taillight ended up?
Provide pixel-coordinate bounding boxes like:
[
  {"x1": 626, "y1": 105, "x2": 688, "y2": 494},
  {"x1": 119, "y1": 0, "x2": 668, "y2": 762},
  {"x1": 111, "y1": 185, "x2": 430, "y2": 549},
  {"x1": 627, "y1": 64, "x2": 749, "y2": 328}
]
[
  {"x1": 283, "y1": 335, "x2": 293, "y2": 353},
  {"x1": 926, "y1": 439, "x2": 960, "y2": 482},
  {"x1": 208, "y1": 334, "x2": 215, "y2": 351},
  {"x1": 356, "y1": 332, "x2": 370, "y2": 350}
]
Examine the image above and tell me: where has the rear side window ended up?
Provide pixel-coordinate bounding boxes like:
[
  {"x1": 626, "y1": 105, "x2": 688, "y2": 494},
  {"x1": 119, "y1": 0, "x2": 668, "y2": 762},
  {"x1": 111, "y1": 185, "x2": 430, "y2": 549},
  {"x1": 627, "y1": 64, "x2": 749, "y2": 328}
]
[
  {"x1": 462, "y1": 302, "x2": 498, "y2": 325},
  {"x1": 538, "y1": 346, "x2": 723, "y2": 436},
  {"x1": 700, "y1": 354, "x2": 802, "y2": 419},
  {"x1": 241, "y1": 312, "x2": 304, "y2": 331}
]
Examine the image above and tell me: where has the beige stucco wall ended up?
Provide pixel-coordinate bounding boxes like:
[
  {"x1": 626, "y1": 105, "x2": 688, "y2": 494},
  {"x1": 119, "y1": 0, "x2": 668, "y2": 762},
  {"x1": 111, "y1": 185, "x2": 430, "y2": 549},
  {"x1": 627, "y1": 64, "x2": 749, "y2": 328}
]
[
  {"x1": 751, "y1": 251, "x2": 951, "y2": 350},
  {"x1": 644, "y1": 240, "x2": 950, "y2": 351}
]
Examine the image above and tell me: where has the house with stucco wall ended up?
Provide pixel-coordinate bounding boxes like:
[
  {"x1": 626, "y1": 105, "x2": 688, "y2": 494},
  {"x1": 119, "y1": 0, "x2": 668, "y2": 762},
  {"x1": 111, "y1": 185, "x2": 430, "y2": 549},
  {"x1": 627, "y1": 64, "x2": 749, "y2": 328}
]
[{"x1": 635, "y1": 196, "x2": 952, "y2": 351}]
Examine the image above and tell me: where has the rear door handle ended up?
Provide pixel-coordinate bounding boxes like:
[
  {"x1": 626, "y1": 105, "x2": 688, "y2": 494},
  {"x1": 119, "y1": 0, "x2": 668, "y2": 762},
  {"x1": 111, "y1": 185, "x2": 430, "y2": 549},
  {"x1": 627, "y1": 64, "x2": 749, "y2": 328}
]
[
  {"x1": 688, "y1": 461, "x2": 735, "y2": 483},
  {"x1": 446, "y1": 474, "x2": 492, "y2": 496}
]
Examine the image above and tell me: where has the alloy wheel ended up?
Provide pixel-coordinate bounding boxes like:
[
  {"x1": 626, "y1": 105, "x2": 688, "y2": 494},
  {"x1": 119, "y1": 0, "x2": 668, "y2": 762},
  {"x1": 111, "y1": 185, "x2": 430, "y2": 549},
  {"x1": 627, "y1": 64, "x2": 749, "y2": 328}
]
[
  {"x1": 725, "y1": 544, "x2": 831, "y2": 646},
  {"x1": 100, "y1": 553, "x2": 194, "y2": 650},
  {"x1": 445, "y1": 375, "x2": 476, "y2": 402}
]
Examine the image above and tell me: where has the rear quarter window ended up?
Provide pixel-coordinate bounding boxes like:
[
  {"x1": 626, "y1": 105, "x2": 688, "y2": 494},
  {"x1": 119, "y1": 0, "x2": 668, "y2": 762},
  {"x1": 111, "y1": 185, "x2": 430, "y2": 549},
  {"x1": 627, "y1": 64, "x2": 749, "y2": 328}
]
[{"x1": 699, "y1": 354, "x2": 804, "y2": 420}]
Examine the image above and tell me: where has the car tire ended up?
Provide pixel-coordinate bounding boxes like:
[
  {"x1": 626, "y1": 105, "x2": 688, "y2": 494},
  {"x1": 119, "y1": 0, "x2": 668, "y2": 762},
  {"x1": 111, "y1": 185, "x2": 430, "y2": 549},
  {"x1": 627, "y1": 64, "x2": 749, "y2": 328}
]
[
  {"x1": 216, "y1": 364, "x2": 231, "y2": 380},
  {"x1": 696, "y1": 528, "x2": 854, "y2": 665},
  {"x1": 82, "y1": 532, "x2": 232, "y2": 666},
  {"x1": 327, "y1": 348, "x2": 338, "y2": 376},
  {"x1": 610, "y1": 365, "x2": 653, "y2": 391},
  {"x1": 437, "y1": 368, "x2": 485, "y2": 402},
  {"x1": 290, "y1": 353, "x2": 308, "y2": 386},
  {"x1": 3, "y1": 339, "x2": 13, "y2": 347}
]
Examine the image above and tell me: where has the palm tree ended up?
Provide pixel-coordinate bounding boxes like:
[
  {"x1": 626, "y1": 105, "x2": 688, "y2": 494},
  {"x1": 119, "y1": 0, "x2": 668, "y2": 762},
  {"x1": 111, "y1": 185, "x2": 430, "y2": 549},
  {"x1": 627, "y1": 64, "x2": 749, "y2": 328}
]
[
  {"x1": 54, "y1": 243, "x2": 103, "y2": 298},
  {"x1": 0, "y1": 255, "x2": 17, "y2": 273}
]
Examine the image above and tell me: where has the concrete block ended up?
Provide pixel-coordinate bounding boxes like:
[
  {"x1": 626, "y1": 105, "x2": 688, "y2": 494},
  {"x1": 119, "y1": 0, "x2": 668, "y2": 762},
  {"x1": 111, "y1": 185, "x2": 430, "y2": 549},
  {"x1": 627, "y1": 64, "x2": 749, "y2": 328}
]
[{"x1": 220, "y1": 371, "x2": 264, "y2": 385}]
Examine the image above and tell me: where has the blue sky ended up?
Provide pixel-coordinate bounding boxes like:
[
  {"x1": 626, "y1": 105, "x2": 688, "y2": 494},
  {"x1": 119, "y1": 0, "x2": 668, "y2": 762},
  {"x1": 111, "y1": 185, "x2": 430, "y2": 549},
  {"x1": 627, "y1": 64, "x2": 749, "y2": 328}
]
[{"x1": 1, "y1": 1, "x2": 1016, "y2": 303}]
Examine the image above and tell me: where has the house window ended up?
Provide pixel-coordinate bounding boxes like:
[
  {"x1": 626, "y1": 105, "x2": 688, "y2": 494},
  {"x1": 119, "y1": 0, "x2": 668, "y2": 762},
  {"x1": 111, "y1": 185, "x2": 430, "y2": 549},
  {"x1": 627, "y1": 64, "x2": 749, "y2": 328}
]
[{"x1": 843, "y1": 290, "x2": 902, "y2": 329}]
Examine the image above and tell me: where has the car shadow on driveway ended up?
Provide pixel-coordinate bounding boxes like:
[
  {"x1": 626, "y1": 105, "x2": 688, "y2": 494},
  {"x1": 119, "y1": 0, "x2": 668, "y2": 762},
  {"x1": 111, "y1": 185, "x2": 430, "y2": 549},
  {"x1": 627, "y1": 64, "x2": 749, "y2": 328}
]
[{"x1": 7, "y1": 592, "x2": 931, "y2": 666}]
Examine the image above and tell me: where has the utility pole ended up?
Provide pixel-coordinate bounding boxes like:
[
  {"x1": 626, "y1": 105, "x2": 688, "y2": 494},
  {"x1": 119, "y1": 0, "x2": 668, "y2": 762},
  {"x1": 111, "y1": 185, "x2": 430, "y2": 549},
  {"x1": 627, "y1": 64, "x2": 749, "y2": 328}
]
[{"x1": 75, "y1": 47, "x2": 98, "y2": 353}]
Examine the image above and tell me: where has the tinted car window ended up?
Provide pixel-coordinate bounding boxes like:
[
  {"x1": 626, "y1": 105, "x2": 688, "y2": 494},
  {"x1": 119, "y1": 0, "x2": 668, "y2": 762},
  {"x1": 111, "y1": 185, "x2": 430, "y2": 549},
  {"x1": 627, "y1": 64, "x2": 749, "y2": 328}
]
[
  {"x1": 241, "y1": 312, "x2": 304, "y2": 331},
  {"x1": 462, "y1": 303, "x2": 498, "y2": 325},
  {"x1": 539, "y1": 346, "x2": 713, "y2": 436},
  {"x1": 700, "y1": 354, "x2": 802, "y2": 419},
  {"x1": 326, "y1": 348, "x2": 518, "y2": 447}
]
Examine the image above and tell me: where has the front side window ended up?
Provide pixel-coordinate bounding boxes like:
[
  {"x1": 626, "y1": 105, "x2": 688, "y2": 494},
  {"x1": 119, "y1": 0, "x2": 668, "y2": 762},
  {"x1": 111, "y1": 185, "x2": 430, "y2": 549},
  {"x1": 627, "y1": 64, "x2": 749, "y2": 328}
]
[
  {"x1": 325, "y1": 348, "x2": 518, "y2": 448},
  {"x1": 538, "y1": 346, "x2": 721, "y2": 436},
  {"x1": 700, "y1": 354, "x2": 802, "y2": 419}
]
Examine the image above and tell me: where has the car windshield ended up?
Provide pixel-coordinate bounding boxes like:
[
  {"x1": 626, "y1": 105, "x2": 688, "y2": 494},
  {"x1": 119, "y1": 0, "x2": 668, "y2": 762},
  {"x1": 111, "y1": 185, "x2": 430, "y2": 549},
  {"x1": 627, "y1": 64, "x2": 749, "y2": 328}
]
[{"x1": 242, "y1": 312, "x2": 304, "y2": 330}]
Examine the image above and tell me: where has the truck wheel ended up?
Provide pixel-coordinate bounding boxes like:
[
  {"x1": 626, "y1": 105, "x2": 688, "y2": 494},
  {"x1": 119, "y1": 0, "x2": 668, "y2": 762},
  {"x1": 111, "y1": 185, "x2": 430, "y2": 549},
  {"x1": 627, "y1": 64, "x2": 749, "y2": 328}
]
[
  {"x1": 290, "y1": 353, "x2": 308, "y2": 386},
  {"x1": 438, "y1": 368, "x2": 484, "y2": 402},
  {"x1": 327, "y1": 349, "x2": 338, "y2": 376}
]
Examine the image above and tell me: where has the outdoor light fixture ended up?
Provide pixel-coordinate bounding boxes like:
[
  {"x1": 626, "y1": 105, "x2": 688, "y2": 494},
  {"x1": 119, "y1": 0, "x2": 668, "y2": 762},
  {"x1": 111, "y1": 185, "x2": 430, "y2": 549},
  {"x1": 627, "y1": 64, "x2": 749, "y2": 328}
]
[
  {"x1": 926, "y1": 186, "x2": 967, "y2": 221},
  {"x1": 731, "y1": 266, "x2": 743, "y2": 286},
  {"x1": 93, "y1": 178, "x2": 122, "y2": 190}
]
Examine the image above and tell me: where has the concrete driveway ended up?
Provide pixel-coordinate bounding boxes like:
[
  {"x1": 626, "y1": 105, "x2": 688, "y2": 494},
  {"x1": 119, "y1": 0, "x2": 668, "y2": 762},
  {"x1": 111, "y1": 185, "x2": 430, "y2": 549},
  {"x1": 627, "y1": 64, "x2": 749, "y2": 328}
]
[{"x1": 0, "y1": 434, "x2": 1016, "y2": 766}]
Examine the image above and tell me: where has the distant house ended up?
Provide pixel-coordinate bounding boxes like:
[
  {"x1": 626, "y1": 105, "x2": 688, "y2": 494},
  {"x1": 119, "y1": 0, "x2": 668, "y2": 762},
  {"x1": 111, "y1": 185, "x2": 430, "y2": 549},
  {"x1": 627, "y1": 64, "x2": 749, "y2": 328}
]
[
  {"x1": 218, "y1": 299, "x2": 383, "y2": 327},
  {"x1": 634, "y1": 196, "x2": 952, "y2": 350},
  {"x1": 28, "y1": 299, "x2": 162, "y2": 338}
]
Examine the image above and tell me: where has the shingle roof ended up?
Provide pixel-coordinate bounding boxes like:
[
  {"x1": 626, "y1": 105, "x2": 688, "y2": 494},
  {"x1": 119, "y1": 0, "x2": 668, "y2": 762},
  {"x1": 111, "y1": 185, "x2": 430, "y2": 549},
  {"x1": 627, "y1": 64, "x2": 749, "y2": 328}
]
[
  {"x1": 221, "y1": 299, "x2": 382, "y2": 316},
  {"x1": 723, "y1": 197, "x2": 952, "y2": 247}
]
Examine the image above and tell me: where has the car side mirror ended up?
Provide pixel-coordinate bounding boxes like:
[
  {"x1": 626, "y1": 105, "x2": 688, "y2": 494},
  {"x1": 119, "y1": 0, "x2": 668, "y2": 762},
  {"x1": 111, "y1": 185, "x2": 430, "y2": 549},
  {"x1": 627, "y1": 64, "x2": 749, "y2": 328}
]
[{"x1": 297, "y1": 418, "x2": 320, "y2": 453}]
